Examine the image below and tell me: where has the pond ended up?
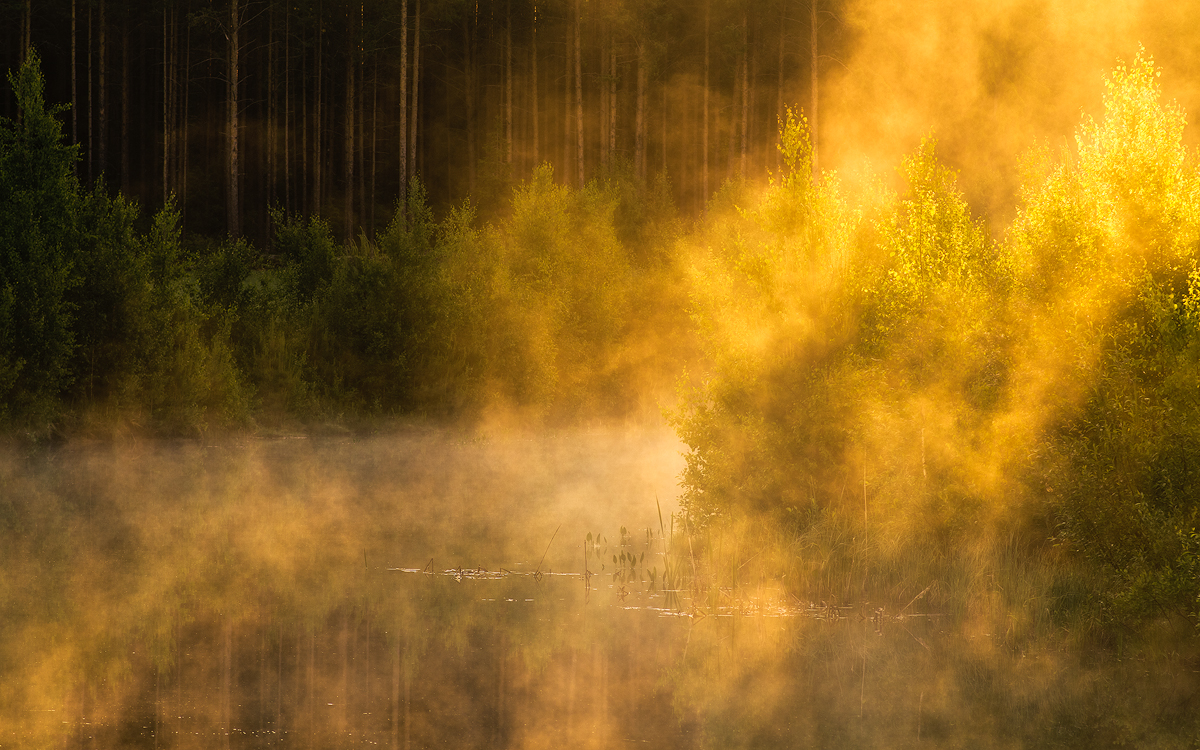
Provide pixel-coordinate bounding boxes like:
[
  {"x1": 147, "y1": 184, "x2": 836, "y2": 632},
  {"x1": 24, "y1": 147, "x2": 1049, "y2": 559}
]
[{"x1": 1, "y1": 429, "x2": 1197, "y2": 749}]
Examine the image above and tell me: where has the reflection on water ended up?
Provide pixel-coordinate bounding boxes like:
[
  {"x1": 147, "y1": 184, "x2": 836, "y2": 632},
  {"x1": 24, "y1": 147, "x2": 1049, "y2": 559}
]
[{"x1": 2, "y1": 430, "x2": 1198, "y2": 748}]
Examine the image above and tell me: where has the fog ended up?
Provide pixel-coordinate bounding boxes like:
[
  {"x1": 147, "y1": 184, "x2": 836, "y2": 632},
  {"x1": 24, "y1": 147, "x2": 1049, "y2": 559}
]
[{"x1": 4, "y1": 0, "x2": 1200, "y2": 746}]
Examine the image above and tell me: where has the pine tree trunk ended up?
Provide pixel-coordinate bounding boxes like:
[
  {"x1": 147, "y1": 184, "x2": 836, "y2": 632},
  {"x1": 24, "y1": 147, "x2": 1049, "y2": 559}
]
[
  {"x1": 777, "y1": 4, "x2": 785, "y2": 171},
  {"x1": 358, "y1": 54, "x2": 366, "y2": 232},
  {"x1": 345, "y1": 6, "x2": 355, "y2": 241},
  {"x1": 285, "y1": 5, "x2": 291, "y2": 213},
  {"x1": 728, "y1": 56, "x2": 738, "y2": 181},
  {"x1": 313, "y1": 4, "x2": 323, "y2": 216},
  {"x1": 71, "y1": 0, "x2": 77, "y2": 150},
  {"x1": 609, "y1": 43, "x2": 616, "y2": 166},
  {"x1": 268, "y1": 3, "x2": 276, "y2": 210},
  {"x1": 99, "y1": 0, "x2": 106, "y2": 178},
  {"x1": 740, "y1": 13, "x2": 748, "y2": 179},
  {"x1": 410, "y1": 0, "x2": 421, "y2": 183},
  {"x1": 573, "y1": 0, "x2": 584, "y2": 189},
  {"x1": 465, "y1": 10, "x2": 475, "y2": 195},
  {"x1": 531, "y1": 11, "x2": 538, "y2": 165},
  {"x1": 121, "y1": 30, "x2": 128, "y2": 193},
  {"x1": 811, "y1": 0, "x2": 818, "y2": 178},
  {"x1": 662, "y1": 80, "x2": 667, "y2": 175},
  {"x1": 181, "y1": 24, "x2": 191, "y2": 218},
  {"x1": 636, "y1": 41, "x2": 646, "y2": 181},
  {"x1": 370, "y1": 61, "x2": 377, "y2": 233},
  {"x1": 398, "y1": 0, "x2": 408, "y2": 207},
  {"x1": 563, "y1": 39, "x2": 570, "y2": 186},
  {"x1": 702, "y1": 1, "x2": 709, "y2": 207},
  {"x1": 505, "y1": 0, "x2": 512, "y2": 165},
  {"x1": 87, "y1": 4, "x2": 93, "y2": 183},
  {"x1": 162, "y1": 7, "x2": 169, "y2": 203},
  {"x1": 600, "y1": 30, "x2": 608, "y2": 169},
  {"x1": 296, "y1": 25, "x2": 302, "y2": 212},
  {"x1": 751, "y1": 34, "x2": 759, "y2": 173},
  {"x1": 228, "y1": 0, "x2": 241, "y2": 236}
]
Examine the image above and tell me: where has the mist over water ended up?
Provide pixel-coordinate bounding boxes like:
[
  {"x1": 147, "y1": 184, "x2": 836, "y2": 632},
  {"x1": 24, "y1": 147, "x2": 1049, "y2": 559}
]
[{"x1": 2, "y1": 429, "x2": 1198, "y2": 749}]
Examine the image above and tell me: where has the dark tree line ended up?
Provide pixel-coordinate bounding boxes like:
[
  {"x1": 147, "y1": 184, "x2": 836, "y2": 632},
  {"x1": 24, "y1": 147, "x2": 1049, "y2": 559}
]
[{"x1": 1, "y1": 0, "x2": 845, "y2": 243}]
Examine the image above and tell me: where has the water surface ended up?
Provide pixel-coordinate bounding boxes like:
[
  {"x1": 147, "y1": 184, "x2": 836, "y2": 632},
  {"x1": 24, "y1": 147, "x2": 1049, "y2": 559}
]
[{"x1": 1, "y1": 429, "x2": 1196, "y2": 748}]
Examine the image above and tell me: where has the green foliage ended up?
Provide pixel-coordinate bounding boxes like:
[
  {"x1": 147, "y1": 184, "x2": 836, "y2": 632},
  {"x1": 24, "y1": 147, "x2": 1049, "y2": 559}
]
[
  {"x1": 673, "y1": 110, "x2": 863, "y2": 523},
  {"x1": 668, "y1": 53, "x2": 1200, "y2": 634},
  {"x1": 1012, "y1": 51, "x2": 1200, "y2": 627},
  {"x1": 862, "y1": 138, "x2": 1002, "y2": 348},
  {"x1": 0, "y1": 51, "x2": 81, "y2": 425}
]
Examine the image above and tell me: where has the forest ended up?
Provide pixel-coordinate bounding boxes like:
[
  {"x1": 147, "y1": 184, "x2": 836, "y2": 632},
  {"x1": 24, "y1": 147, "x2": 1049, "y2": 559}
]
[{"x1": 3, "y1": 0, "x2": 1200, "y2": 653}]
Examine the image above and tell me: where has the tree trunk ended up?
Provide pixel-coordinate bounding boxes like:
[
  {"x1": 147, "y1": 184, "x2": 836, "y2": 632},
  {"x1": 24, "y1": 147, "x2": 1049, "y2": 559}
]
[
  {"x1": 268, "y1": 3, "x2": 276, "y2": 210},
  {"x1": 740, "y1": 13, "x2": 748, "y2": 179},
  {"x1": 410, "y1": 0, "x2": 421, "y2": 183},
  {"x1": 359, "y1": 52, "x2": 367, "y2": 232},
  {"x1": 751, "y1": 31, "x2": 759, "y2": 173},
  {"x1": 811, "y1": 0, "x2": 818, "y2": 178},
  {"x1": 162, "y1": 7, "x2": 169, "y2": 203},
  {"x1": 87, "y1": 4, "x2": 92, "y2": 182},
  {"x1": 702, "y1": 1, "x2": 709, "y2": 207},
  {"x1": 505, "y1": 0, "x2": 512, "y2": 165},
  {"x1": 296, "y1": 25, "x2": 302, "y2": 213},
  {"x1": 728, "y1": 54, "x2": 738, "y2": 181},
  {"x1": 600, "y1": 30, "x2": 608, "y2": 169},
  {"x1": 370, "y1": 61, "x2": 377, "y2": 233},
  {"x1": 98, "y1": 0, "x2": 106, "y2": 178},
  {"x1": 609, "y1": 42, "x2": 616, "y2": 166},
  {"x1": 313, "y1": 3, "x2": 322, "y2": 216},
  {"x1": 181, "y1": 24, "x2": 190, "y2": 218},
  {"x1": 398, "y1": 0, "x2": 408, "y2": 207},
  {"x1": 531, "y1": 10, "x2": 538, "y2": 165},
  {"x1": 72, "y1": 0, "x2": 77, "y2": 150},
  {"x1": 285, "y1": 5, "x2": 291, "y2": 213},
  {"x1": 465, "y1": 10, "x2": 475, "y2": 195},
  {"x1": 228, "y1": 0, "x2": 241, "y2": 236},
  {"x1": 563, "y1": 37, "x2": 570, "y2": 186},
  {"x1": 777, "y1": 3, "x2": 785, "y2": 171},
  {"x1": 345, "y1": 6, "x2": 355, "y2": 241},
  {"x1": 662, "y1": 80, "x2": 667, "y2": 175},
  {"x1": 635, "y1": 41, "x2": 646, "y2": 181},
  {"x1": 121, "y1": 30, "x2": 128, "y2": 194},
  {"x1": 573, "y1": 0, "x2": 584, "y2": 189}
]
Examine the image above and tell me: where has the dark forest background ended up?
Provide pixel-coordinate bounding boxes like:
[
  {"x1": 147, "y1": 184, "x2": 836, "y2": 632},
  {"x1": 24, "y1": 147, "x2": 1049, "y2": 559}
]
[{"x1": 0, "y1": 0, "x2": 842, "y2": 242}]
